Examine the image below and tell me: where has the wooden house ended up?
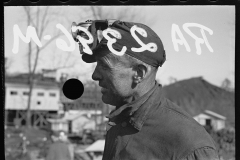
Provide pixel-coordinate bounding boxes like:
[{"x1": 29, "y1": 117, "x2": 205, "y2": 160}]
[
  {"x1": 47, "y1": 111, "x2": 96, "y2": 134},
  {"x1": 5, "y1": 71, "x2": 60, "y2": 127},
  {"x1": 193, "y1": 110, "x2": 226, "y2": 131}
]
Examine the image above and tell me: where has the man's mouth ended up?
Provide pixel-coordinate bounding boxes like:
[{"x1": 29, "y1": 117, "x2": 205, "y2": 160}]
[{"x1": 101, "y1": 87, "x2": 108, "y2": 93}]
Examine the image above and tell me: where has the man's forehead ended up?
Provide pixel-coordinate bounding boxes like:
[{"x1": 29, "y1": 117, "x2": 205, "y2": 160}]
[
  {"x1": 94, "y1": 46, "x2": 112, "y2": 60},
  {"x1": 95, "y1": 52, "x2": 115, "y2": 63},
  {"x1": 95, "y1": 54, "x2": 108, "y2": 63},
  {"x1": 96, "y1": 53, "x2": 128, "y2": 70}
]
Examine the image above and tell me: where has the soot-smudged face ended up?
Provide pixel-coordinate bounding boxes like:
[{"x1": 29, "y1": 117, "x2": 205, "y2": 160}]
[{"x1": 92, "y1": 53, "x2": 134, "y2": 107}]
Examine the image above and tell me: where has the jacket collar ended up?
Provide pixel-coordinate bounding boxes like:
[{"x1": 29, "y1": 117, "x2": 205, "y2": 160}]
[{"x1": 106, "y1": 82, "x2": 164, "y2": 131}]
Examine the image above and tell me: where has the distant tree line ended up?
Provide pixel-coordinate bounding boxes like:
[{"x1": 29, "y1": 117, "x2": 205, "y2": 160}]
[{"x1": 204, "y1": 126, "x2": 235, "y2": 160}]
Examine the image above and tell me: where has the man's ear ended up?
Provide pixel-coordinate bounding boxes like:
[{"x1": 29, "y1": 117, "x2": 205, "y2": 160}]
[{"x1": 133, "y1": 64, "x2": 148, "y2": 84}]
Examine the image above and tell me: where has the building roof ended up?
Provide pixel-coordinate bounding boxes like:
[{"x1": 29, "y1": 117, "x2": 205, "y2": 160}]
[
  {"x1": 5, "y1": 73, "x2": 60, "y2": 89},
  {"x1": 193, "y1": 113, "x2": 212, "y2": 119},
  {"x1": 205, "y1": 110, "x2": 226, "y2": 120},
  {"x1": 85, "y1": 139, "x2": 105, "y2": 152},
  {"x1": 193, "y1": 110, "x2": 226, "y2": 120},
  {"x1": 47, "y1": 118, "x2": 67, "y2": 123},
  {"x1": 64, "y1": 111, "x2": 91, "y2": 121},
  {"x1": 47, "y1": 111, "x2": 90, "y2": 123}
]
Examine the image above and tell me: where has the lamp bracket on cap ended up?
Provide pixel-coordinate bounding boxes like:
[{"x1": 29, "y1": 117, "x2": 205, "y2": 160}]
[
  {"x1": 107, "y1": 19, "x2": 118, "y2": 27},
  {"x1": 71, "y1": 19, "x2": 118, "y2": 55}
]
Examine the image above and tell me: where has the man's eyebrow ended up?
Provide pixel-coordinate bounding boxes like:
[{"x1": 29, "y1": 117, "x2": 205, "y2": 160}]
[{"x1": 96, "y1": 58, "x2": 109, "y2": 66}]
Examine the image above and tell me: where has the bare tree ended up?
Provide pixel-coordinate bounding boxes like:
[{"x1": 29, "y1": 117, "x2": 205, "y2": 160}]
[
  {"x1": 169, "y1": 76, "x2": 178, "y2": 84},
  {"x1": 88, "y1": 6, "x2": 146, "y2": 22},
  {"x1": 23, "y1": 6, "x2": 77, "y2": 127},
  {"x1": 221, "y1": 78, "x2": 232, "y2": 92},
  {"x1": 44, "y1": 44, "x2": 78, "y2": 71},
  {"x1": 156, "y1": 78, "x2": 161, "y2": 84},
  {"x1": 5, "y1": 57, "x2": 13, "y2": 76}
]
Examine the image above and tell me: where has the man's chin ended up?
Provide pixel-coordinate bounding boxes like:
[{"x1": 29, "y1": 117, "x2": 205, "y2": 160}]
[
  {"x1": 101, "y1": 93, "x2": 115, "y2": 106},
  {"x1": 101, "y1": 93, "x2": 110, "y2": 104}
]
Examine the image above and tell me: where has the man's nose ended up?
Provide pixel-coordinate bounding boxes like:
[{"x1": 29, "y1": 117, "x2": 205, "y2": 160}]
[{"x1": 92, "y1": 66, "x2": 102, "y2": 81}]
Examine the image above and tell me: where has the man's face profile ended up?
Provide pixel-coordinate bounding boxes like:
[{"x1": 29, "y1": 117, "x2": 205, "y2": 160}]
[{"x1": 92, "y1": 52, "x2": 134, "y2": 107}]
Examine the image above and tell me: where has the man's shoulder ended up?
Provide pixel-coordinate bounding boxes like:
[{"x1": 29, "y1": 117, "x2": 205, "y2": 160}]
[
  {"x1": 162, "y1": 98, "x2": 197, "y2": 121},
  {"x1": 146, "y1": 97, "x2": 216, "y2": 148},
  {"x1": 152, "y1": 97, "x2": 199, "y2": 125}
]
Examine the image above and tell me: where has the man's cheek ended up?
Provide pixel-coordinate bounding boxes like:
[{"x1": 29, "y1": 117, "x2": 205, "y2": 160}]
[{"x1": 118, "y1": 72, "x2": 130, "y2": 79}]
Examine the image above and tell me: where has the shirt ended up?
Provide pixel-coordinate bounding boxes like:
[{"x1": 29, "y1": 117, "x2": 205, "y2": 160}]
[{"x1": 102, "y1": 83, "x2": 220, "y2": 160}]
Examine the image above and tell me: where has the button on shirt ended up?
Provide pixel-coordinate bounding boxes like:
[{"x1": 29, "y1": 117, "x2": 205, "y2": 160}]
[{"x1": 103, "y1": 83, "x2": 220, "y2": 160}]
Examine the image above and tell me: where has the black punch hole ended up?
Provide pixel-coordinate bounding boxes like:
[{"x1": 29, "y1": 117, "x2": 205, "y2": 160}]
[
  {"x1": 29, "y1": 0, "x2": 40, "y2": 3},
  {"x1": 119, "y1": 0, "x2": 129, "y2": 3},
  {"x1": 149, "y1": 0, "x2": 159, "y2": 2},
  {"x1": 62, "y1": 78, "x2": 84, "y2": 100},
  {"x1": 89, "y1": 0, "x2": 99, "y2": 3},
  {"x1": 4, "y1": 0, "x2": 11, "y2": 3},
  {"x1": 59, "y1": 0, "x2": 70, "y2": 3}
]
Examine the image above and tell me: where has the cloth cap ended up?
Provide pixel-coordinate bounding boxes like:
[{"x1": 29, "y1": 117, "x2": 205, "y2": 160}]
[{"x1": 82, "y1": 20, "x2": 166, "y2": 67}]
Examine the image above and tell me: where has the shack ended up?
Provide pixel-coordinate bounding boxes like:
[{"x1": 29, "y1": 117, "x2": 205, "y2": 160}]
[{"x1": 193, "y1": 110, "x2": 226, "y2": 131}]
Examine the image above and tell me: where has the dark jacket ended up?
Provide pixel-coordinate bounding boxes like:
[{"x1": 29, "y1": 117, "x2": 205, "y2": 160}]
[
  {"x1": 46, "y1": 141, "x2": 71, "y2": 160},
  {"x1": 102, "y1": 83, "x2": 219, "y2": 160}
]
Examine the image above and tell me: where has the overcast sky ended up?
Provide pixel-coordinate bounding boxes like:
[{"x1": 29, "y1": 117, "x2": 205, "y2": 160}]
[{"x1": 4, "y1": 6, "x2": 235, "y2": 88}]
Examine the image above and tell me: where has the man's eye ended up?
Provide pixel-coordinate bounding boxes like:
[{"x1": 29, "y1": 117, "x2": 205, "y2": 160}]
[
  {"x1": 99, "y1": 64, "x2": 108, "y2": 70},
  {"x1": 96, "y1": 61, "x2": 109, "y2": 70},
  {"x1": 102, "y1": 66, "x2": 109, "y2": 70}
]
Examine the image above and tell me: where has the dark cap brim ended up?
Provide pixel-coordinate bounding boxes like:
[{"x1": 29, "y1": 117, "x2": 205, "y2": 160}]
[
  {"x1": 82, "y1": 43, "x2": 110, "y2": 63},
  {"x1": 82, "y1": 54, "x2": 96, "y2": 63}
]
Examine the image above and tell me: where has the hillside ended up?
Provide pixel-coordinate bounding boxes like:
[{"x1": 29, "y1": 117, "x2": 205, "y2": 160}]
[{"x1": 162, "y1": 77, "x2": 235, "y2": 124}]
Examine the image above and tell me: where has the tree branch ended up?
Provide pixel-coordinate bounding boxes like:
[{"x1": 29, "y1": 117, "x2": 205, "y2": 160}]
[
  {"x1": 41, "y1": 7, "x2": 49, "y2": 31},
  {"x1": 36, "y1": 7, "x2": 40, "y2": 36},
  {"x1": 24, "y1": 7, "x2": 37, "y2": 29},
  {"x1": 39, "y1": 7, "x2": 50, "y2": 39},
  {"x1": 39, "y1": 33, "x2": 63, "y2": 51},
  {"x1": 90, "y1": 6, "x2": 100, "y2": 20}
]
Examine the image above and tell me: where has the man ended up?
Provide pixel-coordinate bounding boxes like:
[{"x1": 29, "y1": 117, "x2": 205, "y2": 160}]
[
  {"x1": 59, "y1": 131, "x2": 74, "y2": 160},
  {"x1": 75, "y1": 20, "x2": 219, "y2": 160},
  {"x1": 46, "y1": 131, "x2": 71, "y2": 160}
]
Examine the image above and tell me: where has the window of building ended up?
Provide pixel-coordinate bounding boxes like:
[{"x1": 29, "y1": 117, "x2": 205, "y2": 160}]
[
  {"x1": 206, "y1": 119, "x2": 211, "y2": 126},
  {"x1": 10, "y1": 91, "x2": 17, "y2": 95},
  {"x1": 23, "y1": 92, "x2": 29, "y2": 95},
  {"x1": 37, "y1": 92, "x2": 44, "y2": 96},
  {"x1": 37, "y1": 101, "x2": 41, "y2": 105},
  {"x1": 59, "y1": 123, "x2": 63, "y2": 130},
  {"x1": 49, "y1": 93, "x2": 56, "y2": 97}
]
